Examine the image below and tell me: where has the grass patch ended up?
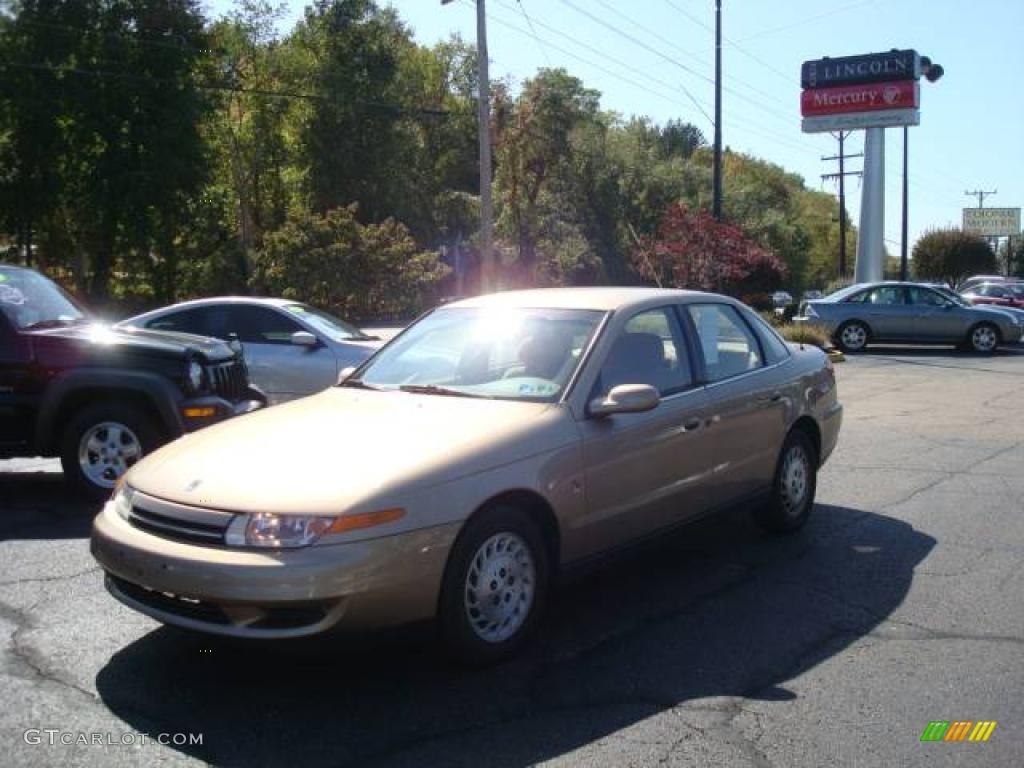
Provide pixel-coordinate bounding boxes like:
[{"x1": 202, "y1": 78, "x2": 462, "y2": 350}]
[{"x1": 777, "y1": 322, "x2": 831, "y2": 349}]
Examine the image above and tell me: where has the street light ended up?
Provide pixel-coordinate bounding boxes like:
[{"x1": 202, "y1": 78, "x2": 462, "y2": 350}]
[
  {"x1": 901, "y1": 55, "x2": 944, "y2": 281},
  {"x1": 442, "y1": 0, "x2": 494, "y2": 293}
]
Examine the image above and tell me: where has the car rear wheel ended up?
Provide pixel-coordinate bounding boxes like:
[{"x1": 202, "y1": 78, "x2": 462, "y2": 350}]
[
  {"x1": 60, "y1": 402, "x2": 162, "y2": 501},
  {"x1": 967, "y1": 322, "x2": 999, "y2": 354},
  {"x1": 439, "y1": 505, "x2": 550, "y2": 664},
  {"x1": 753, "y1": 429, "x2": 817, "y2": 534},
  {"x1": 835, "y1": 320, "x2": 869, "y2": 353}
]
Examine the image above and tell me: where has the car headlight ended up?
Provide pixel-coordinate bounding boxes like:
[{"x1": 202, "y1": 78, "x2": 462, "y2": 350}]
[
  {"x1": 224, "y1": 508, "x2": 406, "y2": 549},
  {"x1": 112, "y1": 482, "x2": 135, "y2": 520},
  {"x1": 186, "y1": 359, "x2": 206, "y2": 393}
]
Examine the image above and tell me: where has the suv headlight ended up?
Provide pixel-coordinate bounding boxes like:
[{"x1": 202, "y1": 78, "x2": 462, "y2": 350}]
[
  {"x1": 225, "y1": 508, "x2": 405, "y2": 548},
  {"x1": 185, "y1": 359, "x2": 205, "y2": 394}
]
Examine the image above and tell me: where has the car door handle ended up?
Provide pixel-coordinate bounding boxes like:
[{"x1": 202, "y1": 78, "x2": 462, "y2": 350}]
[
  {"x1": 681, "y1": 417, "x2": 702, "y2": 432},
  {"x1": 759, "y1": 392, "x2": 782, "y2": 403}
]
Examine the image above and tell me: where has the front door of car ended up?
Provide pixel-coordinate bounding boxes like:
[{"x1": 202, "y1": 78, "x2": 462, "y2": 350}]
[
  {"x1": 0, "y1": 314, "x2": 34, "y2": 450},
  {"x1": 907, "y1": 286, "x2": 963, "y2": 341},
  {"x1": 578, "y1": 307, "x2": 715, "y2": 557},
  {"x1": 213, "y1": 306, "x2": 338, "y2": 403},
  {"x1": 686, "y1": 303, "x2": 788, "y2": 508},
  {"x1": 856, "y1": 285, "x2": 914, "y2": 340}
]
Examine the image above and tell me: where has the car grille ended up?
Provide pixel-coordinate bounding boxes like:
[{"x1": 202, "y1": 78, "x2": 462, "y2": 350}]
[
  {"x1": 207, "y1": 358, "x2": 248, "y2": 402},
  {"x1": 125, "y1": 492, "x2": 233, "y2": 546}
]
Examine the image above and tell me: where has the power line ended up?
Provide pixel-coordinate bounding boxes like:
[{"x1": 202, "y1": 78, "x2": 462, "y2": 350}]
[
  {"x1": 556, "y1": 0, "x2": 715, "y2": 127},
  {"x1": 0, "y1": 60, "x2": 452, "y2": 117},
  {"x1": 514, "y1": 0, "x2": 552, "y2": 67},
  {"x1": 736, "y1": 0, "x2": 878, "y2": 42}
]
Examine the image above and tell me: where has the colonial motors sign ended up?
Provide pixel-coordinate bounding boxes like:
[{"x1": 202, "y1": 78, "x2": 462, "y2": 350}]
[{"x1": 963, "y1": 208, "x2": 1021, "y2": 237}]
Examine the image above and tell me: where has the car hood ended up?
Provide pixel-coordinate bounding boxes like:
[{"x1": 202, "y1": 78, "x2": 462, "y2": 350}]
[
  {"x1": 32, "y1": 323, "x2": 237, "y2": 363},
  {"x1": 126, "y1": 387, "x2": 570, "y2": 515}
]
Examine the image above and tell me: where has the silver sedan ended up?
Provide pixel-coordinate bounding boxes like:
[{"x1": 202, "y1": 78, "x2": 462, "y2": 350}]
[
  {"x1": 801, "y1": 282, "x2": 1024, "y2": 353},
  {"x1": 121, "y1": 298, "x2": 384, "y2": 404}
]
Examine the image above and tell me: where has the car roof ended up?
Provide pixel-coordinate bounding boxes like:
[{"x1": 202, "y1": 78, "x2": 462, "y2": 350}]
[{"x1": 446, "y1": 287, "x2": 714, "y2": 312}]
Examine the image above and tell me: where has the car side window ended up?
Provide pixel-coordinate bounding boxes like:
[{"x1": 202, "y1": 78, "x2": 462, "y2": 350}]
[
  {"x1": 594, "y1": 307, "x2": 693, "y2": 397},
  {"x1": 227, "y1": 306, "x2": 304, "y2": 344},
  {"x1": 866, "y1": 286, "x2": 905, "y2": 305},
  {"x1": 145, "y1": 308, "x2": 208, "y2": 335},
  {"x1": 746, "y1": 310, "x2": 791, "y2": 363},
  {"x1": 908, "y1": 287, "x2": 947, "y2": 307},
  {"x1": 687, "y1": 304, "x2": 764, "y2": 383}
]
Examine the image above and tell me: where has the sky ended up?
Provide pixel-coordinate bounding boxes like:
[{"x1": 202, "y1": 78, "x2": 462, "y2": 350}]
[{"x1": 207, "y1": 0, "x2": 1024, "y2": 262}]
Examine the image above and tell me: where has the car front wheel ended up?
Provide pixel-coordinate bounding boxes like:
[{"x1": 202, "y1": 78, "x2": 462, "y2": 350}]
[
  {"x1": 753, "y1": 429, "x2": 818, "y2": 534},
  {"x1": 835, "y1": 320, "x2": 869, "y2": 353},
  {"x1": 60, "y1": 402, "x2": 162, "y2": 501},
  {"x1": 967, "y1": 323, "x2": 1000, "y2": 354},
  {"x1": 439, "y1": 505, "x2": 550, "y2": 664}
]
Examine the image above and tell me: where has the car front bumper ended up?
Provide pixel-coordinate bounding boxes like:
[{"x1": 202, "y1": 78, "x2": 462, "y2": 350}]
[
  {"x1": 178, "y1": 386, "x2": 267, "y2": 433},
  {"x1": 91, "y1": 499, "x2": 460, "y2": 639}
]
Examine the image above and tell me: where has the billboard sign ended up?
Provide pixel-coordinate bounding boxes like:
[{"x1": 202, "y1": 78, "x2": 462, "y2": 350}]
[
  {"x1": 801, "y1": 49, "x2": 919, "y2": 89},
  {"x1": 962, "y1": 208, "x2": 1021, "y2": 237},
  {"x1": 801, "y1": 80, "x2": 919, "y2": 117},
  {"x1": 802, "y1": 108, "x2": 920, "y2": 134}
]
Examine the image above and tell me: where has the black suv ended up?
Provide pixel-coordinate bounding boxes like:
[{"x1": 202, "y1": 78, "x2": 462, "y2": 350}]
[{"x1": 0, "y1": 264, "x2": 265, "y2": 499}]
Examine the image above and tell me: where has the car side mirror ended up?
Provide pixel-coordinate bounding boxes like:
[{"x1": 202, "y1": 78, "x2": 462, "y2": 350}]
[
  {"x1": 291, "y1": 330, "x2": 318, "y2": 347},
  {"x1": 337, "y1": 365, "x2": 357, "y2": 384},
  {"x1": 589, "y1": 384, "x2": 660, "y2": 418}
]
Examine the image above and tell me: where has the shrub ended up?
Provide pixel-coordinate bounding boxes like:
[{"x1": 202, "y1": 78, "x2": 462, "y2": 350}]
[
  {"x1": 741, "y1": 292, "x2": 774, "y2": 312},
  {"x1": 776, "y1": 322, "x2": 831, "y2": 349}
]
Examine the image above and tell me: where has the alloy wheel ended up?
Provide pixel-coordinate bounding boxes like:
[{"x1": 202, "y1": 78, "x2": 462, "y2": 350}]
[
  {"x1": 78, "y1": 421, "x2": 143, "y2": 489},
  {"x1": 971, "y1": 325, "x2": 997, "y2": 353}
]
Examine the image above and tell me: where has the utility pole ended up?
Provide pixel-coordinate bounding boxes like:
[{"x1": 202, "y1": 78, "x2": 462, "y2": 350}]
[
  {"x1": 712, "y1": 0, "x2": 723, "y2": 220},
  {"x1": 965, "y1": 189, "x2": 996, "y2": 209},
  {"x1": 821, "y1": 132, "x2": 862, "y2": 278},
  {"x1": 442, "y1": 0, "x2": 494, "y2": 293}
]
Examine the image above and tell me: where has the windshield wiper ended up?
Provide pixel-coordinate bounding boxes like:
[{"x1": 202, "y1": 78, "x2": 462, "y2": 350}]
[
  {"x1": 398, "y1": 384, "x2": 482, "y2": 398},
  {"x1": 23, "y1": 317, "x2": 88, "y2": 331},
  {"x1": 340, "y1": 379, "x2": 381, "y2": 391}
]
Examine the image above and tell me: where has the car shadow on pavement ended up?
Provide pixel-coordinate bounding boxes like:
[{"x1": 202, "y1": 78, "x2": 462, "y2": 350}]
[
  {"x1": 95, "y1": 504, "x2": 934, "y2": 768},
  {"x1": 0, "y1": 471, "x2": 98, "y2": 541}
]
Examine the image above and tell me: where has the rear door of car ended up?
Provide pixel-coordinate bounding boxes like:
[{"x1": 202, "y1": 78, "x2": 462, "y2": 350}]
[
  {"x1": 578, "y1": 306, "x2": 715, "y2": 554},
  {"x1": 684, "y1": 302, "x2": 789, "y2": 508}
]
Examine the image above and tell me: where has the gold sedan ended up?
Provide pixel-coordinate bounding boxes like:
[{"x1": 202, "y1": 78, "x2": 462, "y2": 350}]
[{"x1": 91, "y1": 288, "x2": 843, "y2": 662}]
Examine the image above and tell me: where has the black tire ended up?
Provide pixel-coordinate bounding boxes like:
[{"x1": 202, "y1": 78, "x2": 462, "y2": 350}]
[
  {"x1": 753, "y1": 429, "x2": 818, "y2": 535},
  {"x1": 438, "y1": 505, "x2": 550, "y2": 664},
  {"x1": 834, "y1": 320, "x2": 870, "y2": 353},
  {"x1": 59, "y1": 401, "x2": 163, "y2": 502},
  {"x1": 966, "y1": 322, "x2": 1000, "y2": 355}
]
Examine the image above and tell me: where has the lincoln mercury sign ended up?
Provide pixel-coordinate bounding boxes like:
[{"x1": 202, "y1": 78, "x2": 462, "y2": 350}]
[
  {"x1": 801, "y1": 50, "x2": 919, "y2": 89},
  {"x1": 963, "y1": 208, "x2": 1021, "y2": 237},
  {"x1": 801, "y1": 49, "x2": 924, "y2": 134}
]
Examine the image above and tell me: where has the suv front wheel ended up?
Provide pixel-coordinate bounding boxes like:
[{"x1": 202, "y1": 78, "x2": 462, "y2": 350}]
[{"x1": 60, "y1": 402, "x2": 162, "y2": 501}]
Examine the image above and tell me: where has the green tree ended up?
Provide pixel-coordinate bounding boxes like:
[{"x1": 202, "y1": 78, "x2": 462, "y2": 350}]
[
  {"x1": 250, "y1": 205, "x2": 448, "y2": 321},
  {"x1": 912, "y1": 228, "x2": 997, "y2": 287}
]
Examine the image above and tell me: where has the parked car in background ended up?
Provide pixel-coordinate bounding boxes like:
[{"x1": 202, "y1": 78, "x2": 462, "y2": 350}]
[
  {"x1": 121, "y1": 298, "x2": 384, "y2": 404},
  {"x1": 800, "y1": 281, "x2": 1024, "y2": 354},
  {"x1": 930, "y1": 283, "x2": 1024, "y2": 325},
  {"x1": 802, "y1": 290, "x2": 824, "y2": 301},
  {"x1": 961, "y1": 282, "x2": 1024, "y2": 310},
  {"x1": 772, "y1": 290, "x2": 794, "y2": 307},
  {"x1": 0, "y1": 265, "x2": 264, "y2": 498},
  {"x1": 957, "y1": 275, "x2": 1009, "y2": 293},
  {"x1": 92, "y1": 287, "x2": 842, "y2": 662}
]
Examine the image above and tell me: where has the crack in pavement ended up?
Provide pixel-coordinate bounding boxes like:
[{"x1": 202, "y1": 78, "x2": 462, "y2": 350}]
[
  {"x1": 2, "y1": 597, "x2": 100, "y2": 703},
  {"x1": 0, "y1": 565, "x2": 101, "y2": 588}
]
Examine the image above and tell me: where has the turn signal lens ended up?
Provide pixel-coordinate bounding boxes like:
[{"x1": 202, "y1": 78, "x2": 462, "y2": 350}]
[
  {"x1": 326, "y1": 508, "x2": 406, "y2": 534},
  {"x1": 183, "y1": 406, "x2": 217, "y2": 418}
]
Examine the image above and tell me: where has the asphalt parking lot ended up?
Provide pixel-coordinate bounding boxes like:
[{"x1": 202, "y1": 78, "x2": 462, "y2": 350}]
[{"x1": 2, "y1": 345, "x2": 1023, "y2": 767}]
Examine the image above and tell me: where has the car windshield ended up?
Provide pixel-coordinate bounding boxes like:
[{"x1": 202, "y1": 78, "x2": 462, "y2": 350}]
[
  {"x1": 283, "y1": 303, "x2": 369, "y2": 341},
  {"x1": 824, "y1": 284, "x2": 867, "y2": 302},
  {"x1": 0, "y1": 268, "x2": 89, "y2": 330},
  {"x1": 349, "y1": 306, "x2": 606, "y2": 402},
  {"x1": 932, "y1": 287, "x2": 971, "y2": 307}
]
